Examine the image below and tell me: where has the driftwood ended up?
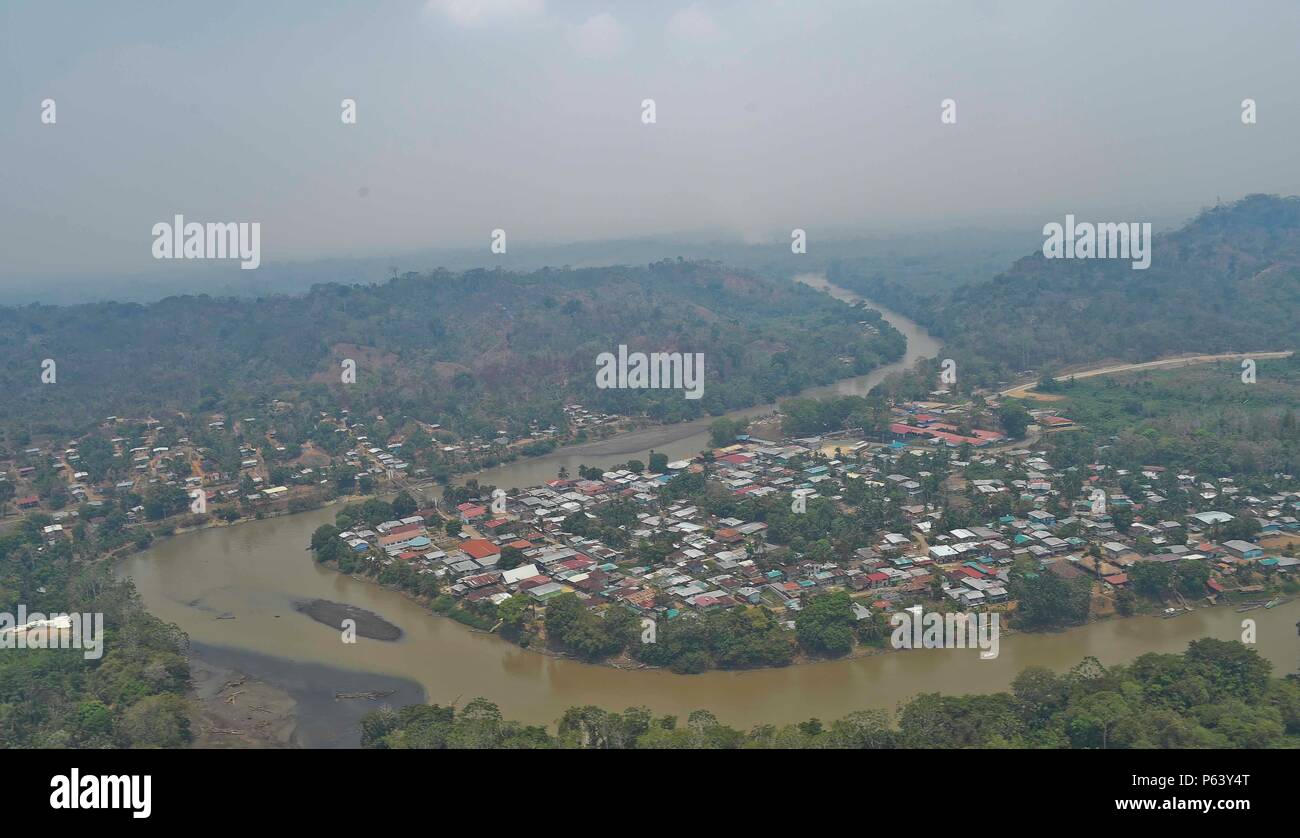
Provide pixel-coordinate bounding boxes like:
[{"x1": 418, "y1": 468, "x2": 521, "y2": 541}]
[{"x1": 334, "y1": 689, "x2": 396, "y2": 700}]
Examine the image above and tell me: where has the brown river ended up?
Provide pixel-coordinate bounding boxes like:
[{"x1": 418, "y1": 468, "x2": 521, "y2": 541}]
[{"x1": 118, "y1": 274, "x2": 1300, "y2": 731}]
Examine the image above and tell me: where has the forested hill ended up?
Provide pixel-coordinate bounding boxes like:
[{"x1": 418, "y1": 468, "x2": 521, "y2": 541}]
[
  {"x1": 834, "y1": 194, "x2": 1300, "y2": 381},
  {"x1": 0, "y1": 260, "x2": 904, "y2": 437}
]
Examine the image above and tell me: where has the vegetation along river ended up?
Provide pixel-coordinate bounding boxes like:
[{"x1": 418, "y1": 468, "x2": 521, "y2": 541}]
[{"x1": 118, "y1": 274, "x2": 1300, "y2": 731}]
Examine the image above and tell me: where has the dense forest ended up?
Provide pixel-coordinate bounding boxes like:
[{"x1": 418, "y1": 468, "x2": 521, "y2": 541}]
[
  {"x1": 0, "y1": 260, "x2": 904, "y2": 440},
  {"x1": 0, "y1": 521, "x2": 191, "y2": 748},
  {"x1": 359, "y1": 639, "x2": 1300, "y2": 748},
  {"x1": 830, "y1": 194, "x2": 1300, "y2": 386},
  {"x1": 1045, "y1": 354, "x2": 1300, "y2": 476}
]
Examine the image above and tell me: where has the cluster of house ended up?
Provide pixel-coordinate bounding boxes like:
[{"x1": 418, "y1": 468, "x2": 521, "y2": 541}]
[
  {"x1": 313, "y1": 409, "x2": 615, "y2": 486},
  {"x1": 888, "y1": 414, "x2": 1006, "y2": 448},
  {"x1": 563, "y1": 403, "x2": 619, "y2": 431},
  {"x1": 325, "y1": 422, "x2": 1300, "y2": 630},
  {"x1": 0, "y1": 413, "x2": 334, "y2": 531},
  {"x1": 13, "y1": 395, "x2": 1298, "y2": 627},
  {"x1": 1, "y1": 431, "x2": 163, "y2": 536},
  {"x1": 320, "y1": 456, "x2": 920, "y2": 627},
  {"x1": 5, "y1": 397, "x2": 622, "y2": 531},
  {"x1": 978, "y1": 458, "x2": 1300, "y2": 592},
  {"x1": 324, "y1": 432, "x2": 1022, "y2": 623}
]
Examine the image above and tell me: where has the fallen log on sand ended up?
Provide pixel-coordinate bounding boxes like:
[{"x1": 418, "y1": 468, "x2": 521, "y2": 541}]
[{"x1": 335, "y1": 690, "x2": 397, "y2": 700}]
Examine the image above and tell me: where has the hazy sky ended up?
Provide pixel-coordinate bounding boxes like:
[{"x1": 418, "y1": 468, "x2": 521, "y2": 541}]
[{"x1": 3, "y1": 0, "x2": 1299, "y2": 282}]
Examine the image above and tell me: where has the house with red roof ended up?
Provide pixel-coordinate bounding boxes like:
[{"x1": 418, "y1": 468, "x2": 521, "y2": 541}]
[
  {"x1": 460, "y1": 538, "x2": 501, "y2": 562},
  {"x1": 715, "y1": 527, "x2": 744, "y2": 544},
  {"x1": 558, "y1": 555, "x2": 595, "y2": 572},
  {"x1": 457, "y1": 504, "x2": 487, "y2": 522}
]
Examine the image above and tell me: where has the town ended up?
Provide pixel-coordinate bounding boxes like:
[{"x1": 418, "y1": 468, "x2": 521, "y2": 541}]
[
  {"x1": 0, "y1": 400, "x2": 634, "y2": 550},
  {"x1": 6, "y1": 371, "x2": 1298, "y2": 673},
  {"x1": 303, "y1": 390, "x2": 1299, "y2": 671}
]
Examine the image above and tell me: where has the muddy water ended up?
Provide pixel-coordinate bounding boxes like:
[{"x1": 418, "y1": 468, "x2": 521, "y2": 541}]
[{"x1": 118, "y1": 275, "x2": 1300, "y2": 730}]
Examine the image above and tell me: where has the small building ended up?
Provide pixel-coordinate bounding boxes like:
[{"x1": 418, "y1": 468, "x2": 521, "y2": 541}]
[
  {"x1": 529, "y1": 582, "x2": 566, "y2": 601},
  {"x1": 1222, "y1": 540, "x2": 1264, "y2": 560}
]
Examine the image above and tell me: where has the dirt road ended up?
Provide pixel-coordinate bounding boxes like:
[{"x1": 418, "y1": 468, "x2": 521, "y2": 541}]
[{"x1": 1001, "y1": 350, "x2": 1294, "y2": 400}]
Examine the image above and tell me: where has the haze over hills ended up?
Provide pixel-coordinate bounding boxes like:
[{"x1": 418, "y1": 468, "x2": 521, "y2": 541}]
[
  {"x1": 0, "y1": 228, "x2": 1046, "y2": 307},
  {"x1": 943, "y1": 194, "x2": 1300, "y2": 371},
  {"x1": 833, "y1": 194, "x2": 1300, "y2": 383},
  {"x1": 3, "y1": 195, "x2": 1296, "y2": 439},
  {"x1": 0, "y1": 260, "x2": 903, "y2": 438}
]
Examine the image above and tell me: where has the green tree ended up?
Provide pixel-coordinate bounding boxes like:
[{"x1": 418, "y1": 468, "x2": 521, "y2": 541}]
[
  {"x1": 997, "y1": 401, "x2": 1032, "y2": 439},
  {"x1": 391, "y1": 491, "x2": 418, "y2": 518},
  {"x1": 796, "y1": 591, "x2": 855, "y2": 657}
]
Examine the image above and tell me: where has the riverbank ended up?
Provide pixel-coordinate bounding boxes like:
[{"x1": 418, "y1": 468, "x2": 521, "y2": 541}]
[
  {"x1": 316, "y1": 536, "x2": 1298, "y2": 678},
  {"x1": 188, "y1": 643, "x2": 425, "y2": 748},
  {"x1": 188, "y1": 647, "x2": 298, "y2": 748},
  {"x1": 123, "y1": 450, "x2": 1300, "y2": 731}
]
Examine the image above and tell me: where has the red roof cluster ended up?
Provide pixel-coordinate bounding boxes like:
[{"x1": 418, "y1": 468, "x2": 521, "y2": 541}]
[
  {"x1": 890, "y1": 423, "x2": 993, "y2": 446},
  {"x1": 460, "y1": 538, "x2": 501, "y2": 560}
]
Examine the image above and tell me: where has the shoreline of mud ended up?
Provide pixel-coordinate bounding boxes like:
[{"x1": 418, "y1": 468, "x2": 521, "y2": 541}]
[{"x1": 188, "y1": 643, "x2": 425, "y2": 748}]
